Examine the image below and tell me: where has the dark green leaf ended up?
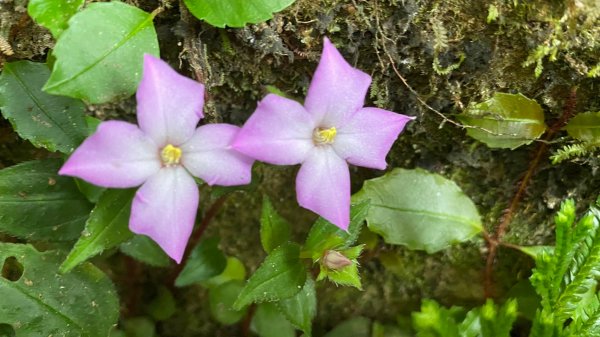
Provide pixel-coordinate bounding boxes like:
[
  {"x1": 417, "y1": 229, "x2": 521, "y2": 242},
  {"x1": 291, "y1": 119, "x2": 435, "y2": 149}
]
[
  {"x1": 565, "y1": 111, "x2": 600, "y2": 143},
  {"x1": 43, "y1": 2, "x2": 159, "y2": 103},
  {"x1": 233, "y1": 242, "x2": 306, "y2": 310},
  {"x1": 120, "y1": 234, "x2": 171, "y2": 267},
  {"x1": 303, "y1": 200, "x2": 369, "y2": 261},
  {"x1": 251, "y1": 303, "x2": 296, "y2": 337},
  {"x1": 260, "y1": 196, "x2": 291, "y2": 253},
  {"x1": 0, "y1": 61, "x2": 87, "y2": 153},
  {"x1": 277, "y1": 278, "x2": 316, "y2": 337},
  {"x1": 458, "y1": 92, "x2": 547, "y2": 149},
  {"x1": 27, "y1": 0, "x2": 84, "y2": 37},
  {"x1": 209, "y1": 280, "x2": 248, "y2": 325},
  {"x1": 354, "y1": 168, "x2": 482, "y2": 253},
  {"x1": 146, "y1": 286, "x2": 176, "y2": 321},
  {"x1": 60, "y1": 189, "x2": 135, "y2": 273},
  {"x1": 323, "y1": 317, "x2": 372, "y2": 337},
  {"x1": 183, "y1": 0, "x2": 296, "y2": 28},
  {"x1": 0, "y1": 159, "x2": 92, "y2": 241},
  {"x1": 175, "y1": 237, "x2": 227, "y2": 287},
  {"x1": 0, "y1": 243, "x2": 119, "y2": 337}
]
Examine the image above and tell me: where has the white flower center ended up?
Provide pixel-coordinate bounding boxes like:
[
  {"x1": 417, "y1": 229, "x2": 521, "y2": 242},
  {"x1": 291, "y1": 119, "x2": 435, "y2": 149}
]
[
  {"x1": 161, "y1": 144, "x2": 182, "y2": 166},
  {"x1": 313, "y1": 127, "x2": 337, "y2": 146}
]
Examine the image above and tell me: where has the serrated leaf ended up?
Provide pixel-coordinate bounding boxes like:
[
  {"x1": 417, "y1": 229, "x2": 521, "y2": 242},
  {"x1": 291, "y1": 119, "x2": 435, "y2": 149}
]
[
  {"x1": 354, "y1": 168, "x2": 482, "y2": 253},
  {"x1": 120, "y1": 234, "x2": 170, "y2": 267},
  {"x1": 175, "y1": 237, "x2": 227, "y2": 287},
  {"x1": 233, "y1": 242, "x2": 306, "y2": 310},
  {"x1": 0, "y1": 61, "x2": 87, "y2": 153},
  {"x1": 43, "y1": 2, "x2": 159, "y2": 103},
  {"x1": 60, "y1": 189, "x2": 135, "y2": 273},
  {"x1": 0, "y1": 159, "x2": 92, "y2": 241},
  {"x1": 0, "y1": 243, "x2": 119, "y2": 337},
  {"x1": 27, "y1": 0, "x2": 84, "y2": 37},
  {"x1": 565, "y1": 111, "x2": 600, "y2": 143},
  {"x1": 458, "y1": 92, "x2": 547, "y2": 149},
  {"x1": 303, "y1": 200, "x2": 369, "y2": 261},
  {"x1": 209, "y1": 280, "x2": 248, "y2": 325},
  {"x1": 251, "y1": 303, "x2": 296, "y2": 337},
  {"x1": 277, "y1": 278, "x2": 317, "y2": 337},
  {"x1": 183, "y1": 0, "x2": 296, "y2": 28},
  {"x1": 260, "y1": 196, "x2": 291, "y2": 253}
]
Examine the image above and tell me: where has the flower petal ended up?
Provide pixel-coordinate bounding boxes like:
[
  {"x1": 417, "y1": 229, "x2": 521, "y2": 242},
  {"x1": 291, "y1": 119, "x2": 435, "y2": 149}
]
[
  {"x1": 233, "y1": 94, "x2": 315, "y2": 165},
  {"x1": 296, "y1": 147, "x2": 350, "y2": 230},
  {"x1": 129, "y1": 166, "x2": 199, "y2": 263},
  {"x1": 59, "y1": 121, "x2": 160, "y2": 188},
  {"x1": 181, "y1": 124, "x2": 254, "y2": 186},
  {"x1": 136, "y1": 54, "x2": 205, "y2": 146},
  {"x1": 333, "y1": 108, "x2": 414, "y2": 170},
  {"x1": 304, "y1": 37, "x2": 372, "y2": 127}
]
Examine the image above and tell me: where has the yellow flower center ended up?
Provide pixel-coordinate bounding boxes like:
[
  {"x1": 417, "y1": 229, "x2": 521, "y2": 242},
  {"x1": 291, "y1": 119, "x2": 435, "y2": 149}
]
[
  {"x1": 313, "y1": 127, "x2": 337, "y2": 145},
  {"x1": 161, "y1": 144, "x2": 182, "y2": 166}
]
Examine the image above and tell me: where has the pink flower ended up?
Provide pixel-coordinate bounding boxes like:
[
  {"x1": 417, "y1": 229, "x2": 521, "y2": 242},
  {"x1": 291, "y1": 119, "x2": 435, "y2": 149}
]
[
  {"x1": 60, "y1": 55, "x2": 254, "y2": 263},
  {"x1": 233, "y1": 38, "x2": 414, "y2": 230}
]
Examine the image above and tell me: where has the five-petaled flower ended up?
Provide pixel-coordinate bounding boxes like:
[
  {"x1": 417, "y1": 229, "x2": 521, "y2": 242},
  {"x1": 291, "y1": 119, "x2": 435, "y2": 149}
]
[
  {"x1": 59, "y1": 55, "x2": 254, "y2": 263},
  {"x1": 233, "y1": 37, "x2": 414, "y2": 230}
]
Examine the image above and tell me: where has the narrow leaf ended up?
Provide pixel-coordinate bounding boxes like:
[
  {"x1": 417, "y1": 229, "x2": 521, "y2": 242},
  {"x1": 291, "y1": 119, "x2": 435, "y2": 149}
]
[
  {"x1": 0, "y1": 61, "x2": 87, "y2": 153},
  {"x1": 233, "y1": 242, "x2": 306, "y2": 310},
  {"x1": 354, "y1": 168, "x2": 482, "y2": 253},
  {"x1": 0, "y1": 159, "x2": 92, "y2": 241},
  {"x1": 277, "y1": 278, "x2": 317, "y2": 337},
  {"x1": 43, "y1": 2, "x2": 159, "y2": 103},
  {"x1": 260, "y1": 196, "x2": 291, "y2": 253},
  {"x1": 60, "y1": 189, "x2": 135, "y2": 273},
  {"x1": 27, "y1": 0, "x2": 84, "y2": 37},
  {"x1": 175, "y1": 237, "x2": 227, "y2": 287},
  {"x1": 458, "y1": 92, "x2": 547, "y2": 149},
  {"x1": 0, "y1": 243, "x2": 119, "y2": 337},
  {"x1": 183, "y1": 0, "x2": 296, "y2": 28}
]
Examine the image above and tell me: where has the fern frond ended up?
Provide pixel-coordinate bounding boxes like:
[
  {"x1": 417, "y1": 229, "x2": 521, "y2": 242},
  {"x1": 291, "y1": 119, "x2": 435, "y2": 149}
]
[{"x1": 551, "y1": 143, "x2": 600, "y2": 164}]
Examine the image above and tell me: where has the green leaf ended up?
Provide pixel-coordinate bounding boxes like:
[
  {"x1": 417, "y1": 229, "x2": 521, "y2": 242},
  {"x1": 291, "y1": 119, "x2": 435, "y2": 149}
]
[
  {"x1": 303, "y1": 200, "x2": 369, "y2": 261},
  {"x1": 323, "y1": 317, "x2": 372, "y2": 337},
  {"x1": 0, "y1": 61, "x2": 87, "y2": 153},
  {"x1": 60, "y1": 189, "x2": 135, "y2": 273},
  {"x1": 43, "y1": 2, "x2": 159, "y2": 103},
  {"x1": 183, "y1": 0, "x2": 296, "y2": 28},
  {"x1": 457, "y1": 92, "x2": 547, "y2": 149},
  {"x1": 209, "y1": 280, "x2": 248, "y2": 325},
  {"x1": 233, "y1": 242, "x2": 306, "y2": 310},
  {"x1": 412, "y1": 300, "x2": 463, "y2": 337},
  {"x1": 0, "y1": 159, "x2": 92, "y2": 241},
  {"x1": 0, "y1": 243, "x2": 119, "y2": 337},
  {"x1": 27, "y1": 0, "x2": 84, "y2": 37},
  {"x1": 565, "y1": 111, "x2": 600, "y2": 143},
  {"x1": 146, "y1": 286, "x2": 176, "y2": 321},
  {"x1": 202, "y1": 256, "x2": 246, "y2": 288},
  {"x1": 276, "y1": 278, "x2": 317, "y2": 337},
  {"x1": 251, "y1": 303, "x2": 295, "y2": 337},
  {"x1": 260, "y1": 196, "x2": 291, "y2": 253},
  {"x1": 479, "y1": 299, "x2": 518, "y2": 337},
  {"x1": 175, "y1": 237, "x2": 227, "y2": 287},
  {"x1": 120, "y1": 234, "x2": 171, "y2": 267},
  {"x1": 354, "y1": 168, "x2": 482, "y2": 253}
]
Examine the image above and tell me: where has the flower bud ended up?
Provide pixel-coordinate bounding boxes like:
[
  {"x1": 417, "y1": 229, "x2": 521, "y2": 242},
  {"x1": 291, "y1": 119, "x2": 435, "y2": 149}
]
[{"x1": 323, "y1": 250, "x2": 352, "y2": 270}]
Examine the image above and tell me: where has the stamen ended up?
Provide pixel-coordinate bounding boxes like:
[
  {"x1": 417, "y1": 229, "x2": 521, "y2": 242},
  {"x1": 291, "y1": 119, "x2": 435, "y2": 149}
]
[
  {"x1": 313, "y1": 126, "x2": 337, "y2": 145},
  {"x1": 161, "y1": 144, "x2": 182, "y2": 166}
]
